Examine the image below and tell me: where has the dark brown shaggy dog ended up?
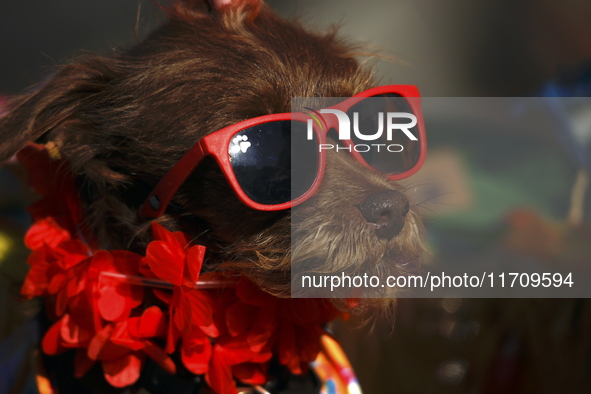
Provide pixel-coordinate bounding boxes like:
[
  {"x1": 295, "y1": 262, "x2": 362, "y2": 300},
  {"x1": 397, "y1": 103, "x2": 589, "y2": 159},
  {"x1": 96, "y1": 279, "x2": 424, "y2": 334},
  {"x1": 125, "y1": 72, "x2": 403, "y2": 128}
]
[{"x1": 0, "y1": 0, "x2": 425, "y2": 391}]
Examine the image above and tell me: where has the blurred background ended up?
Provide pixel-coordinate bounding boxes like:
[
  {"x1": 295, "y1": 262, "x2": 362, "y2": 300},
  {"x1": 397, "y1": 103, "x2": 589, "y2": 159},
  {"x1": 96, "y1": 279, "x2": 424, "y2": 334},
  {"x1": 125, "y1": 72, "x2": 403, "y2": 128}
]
[{"x1": 1, "y1": 0, "x2": 591, "y2": 393}]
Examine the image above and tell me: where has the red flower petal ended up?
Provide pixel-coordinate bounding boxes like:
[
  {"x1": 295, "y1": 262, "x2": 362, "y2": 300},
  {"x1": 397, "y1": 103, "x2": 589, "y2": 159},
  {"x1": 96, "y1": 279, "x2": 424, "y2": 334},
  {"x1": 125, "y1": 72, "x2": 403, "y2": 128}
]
[
  {"x1": 21, "y1": 255, "x2": 50, "y2": 298},
  {"x1": 68, "y1": 293, "x2": 96, "y2": 335},
  {"x1": 151, "y1": 222, "x2": 182, "y2": 248},
  {"x1": 278, "y1": 321, "x2": 300, "y2": 374},
  {"x1": 110, "y1": 321, "x2": 145, "y2": 352},
  {"x1": 60, "y1": 313, "x2": 93, "y2": 347},
  {"x1": 236, "y1": 280, "x2": 276, "y2": 307},
  {"x1": 136, "y1": 306, "x2": 167, "y2": 338},
  {"x1": 146, "y1": 241, "x2": 185, "y2": 286},
  {"x1": 102, "y1": 353, "x2": 143, "y2": 388},
  {"x1": 56, "y1": 240, "x2": 90, "y2": 269},
  {"x1": 74, "y1": 348, "x2": 96, "y2": 378},
  {"x1": 130, "y1": 285, "x2": 145, "y2": 309},
  {"x1": 166, "y1": 304, "x2": 181, "y2": 354},
  {"x1": 24, "y1": 218, "x2": 70, "y2": 250},
  {"x1": 65, "y1": 271, "x2": 87, "y2": 299},
  {"x1": 199, "y1": 322, "x2": 219, "y2": 339},
  {"x1": 247, "y1": 307, "x2": 276, "y2": 353},
  {"x1": 173, "y1": 231, "x2": 191, "y2": 248},
  {"x1": 225, "y1": 301, "x2": 256, "y2": 338},
  {"x1": 111, "y1": 251, "x2": 142, "y2": 276},
  {"x1": 87, "y1": 250, "x2": 115, "y2": 282},
  {"x1": 98, "y1": 341, "x2": 135, "y2": 362},
  {"x1": 251, "y1": 348, "x2": 273, "y2": 363},
  {"x1": 217, "y1": 335, "x2": 255, "y2": 365},
  {"x1": 55, "y1": 286, "x2": 70, "y2": 317},
  {"x1": 180, "y1": 330, "x2": 212, "y2": 375},
  {"x1": 184, "y1": 288, "x2": 217, "y2": 336},
  {"x1": 206, "y1": 346, "x2": 236, "y2": 394},
  {"x1": 127, "y1": 318, "x2": 141, "y2": 337},
  {"x1": 152, "y1": 288, "x2": 172, "y2": 304},
  {"x1": 185, "y1": 245, "x2": 206, "y2": 284},
  {"x1": 232, "y1": 362, "x2": 268, "y2": 385},
  {"x1": 98, "y1": 281, "x2": 133, "y2": 322},
  {"x1": 42, "y1": 318, "x2": 66, "y2": 355},
  {"x1": 173, "y1": 289, "x2": 192, "y2": 337},
  {"x1": 26, "y1": 243, "x2": 50, "y2": 266},
  {"x1": 143, "y1": 341, "x2": 177, "y2": 375},
  {"x1": 88, "y1": 325, "x2": 114, "y2": 360},
  {"x1": 47, "y1": 268, "x2": 67, "y2": 295}
]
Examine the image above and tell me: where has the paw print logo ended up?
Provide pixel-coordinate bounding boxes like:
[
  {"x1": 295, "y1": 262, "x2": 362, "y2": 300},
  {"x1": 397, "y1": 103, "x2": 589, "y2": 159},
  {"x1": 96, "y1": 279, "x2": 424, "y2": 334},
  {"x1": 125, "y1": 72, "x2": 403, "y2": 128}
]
[{"x1": 230, "y1": 134, "x2": 252, "y2": 154}]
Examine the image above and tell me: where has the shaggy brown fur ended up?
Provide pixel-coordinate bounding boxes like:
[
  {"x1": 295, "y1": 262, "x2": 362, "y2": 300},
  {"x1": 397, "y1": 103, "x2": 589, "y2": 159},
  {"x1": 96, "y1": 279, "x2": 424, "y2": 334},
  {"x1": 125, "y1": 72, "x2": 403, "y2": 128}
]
[
  {"x1": 0, "y1": 0, "x2": 425, "y2": 299},
  {"x1": 1, "y1": 0, "x2": 425, "y2": 391}
]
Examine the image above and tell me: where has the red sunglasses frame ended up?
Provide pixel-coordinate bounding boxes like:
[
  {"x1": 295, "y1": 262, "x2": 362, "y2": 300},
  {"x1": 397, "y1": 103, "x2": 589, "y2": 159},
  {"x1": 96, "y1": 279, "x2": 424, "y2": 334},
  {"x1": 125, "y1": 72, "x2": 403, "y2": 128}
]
[{"x1": 141, "y1": 85, "x2": 426, "y2": 217}]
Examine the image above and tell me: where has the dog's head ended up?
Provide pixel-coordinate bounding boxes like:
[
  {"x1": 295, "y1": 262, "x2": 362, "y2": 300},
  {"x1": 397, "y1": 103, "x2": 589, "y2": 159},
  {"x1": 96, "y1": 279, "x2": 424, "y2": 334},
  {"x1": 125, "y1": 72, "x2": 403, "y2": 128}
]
[{"x1": 0, "y1": 0, "x2": 425, "y2": 300}]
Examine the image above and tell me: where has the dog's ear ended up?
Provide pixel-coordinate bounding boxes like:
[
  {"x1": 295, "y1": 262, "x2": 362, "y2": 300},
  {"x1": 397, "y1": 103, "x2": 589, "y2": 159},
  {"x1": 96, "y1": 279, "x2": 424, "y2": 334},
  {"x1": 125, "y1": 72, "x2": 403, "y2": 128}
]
[
  {"x1": 208, "y1": 0, "x2": 261, "y2": 12},
  {"x1": 0, "y1": 62, "x2": 112, "y2": 165},
  {"x1": 169, "y1": 0, "x2": 262, "y2": 20}
]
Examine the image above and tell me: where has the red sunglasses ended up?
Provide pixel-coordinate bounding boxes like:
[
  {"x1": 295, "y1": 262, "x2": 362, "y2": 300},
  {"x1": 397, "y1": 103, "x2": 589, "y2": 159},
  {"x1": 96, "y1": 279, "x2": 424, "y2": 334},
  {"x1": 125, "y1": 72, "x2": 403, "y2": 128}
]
[{"x1": 141, "y1": 85, "x2": 426, "y2": 217}]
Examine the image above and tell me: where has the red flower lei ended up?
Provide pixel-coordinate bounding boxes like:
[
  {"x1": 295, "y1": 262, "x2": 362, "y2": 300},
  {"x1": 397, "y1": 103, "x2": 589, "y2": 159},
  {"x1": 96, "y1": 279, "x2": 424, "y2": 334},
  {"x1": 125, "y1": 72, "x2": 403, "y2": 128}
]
[{"x1": 18, "y1": 143, "x2": 343, "y2": 393}]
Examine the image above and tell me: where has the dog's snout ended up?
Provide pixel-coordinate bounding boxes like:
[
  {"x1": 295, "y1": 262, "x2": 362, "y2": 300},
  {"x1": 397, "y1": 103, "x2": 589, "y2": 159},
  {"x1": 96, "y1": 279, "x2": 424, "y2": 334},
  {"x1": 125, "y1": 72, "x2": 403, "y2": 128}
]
[{"x1": 358, "y1": 190, "x2": 409, "y2": 239}]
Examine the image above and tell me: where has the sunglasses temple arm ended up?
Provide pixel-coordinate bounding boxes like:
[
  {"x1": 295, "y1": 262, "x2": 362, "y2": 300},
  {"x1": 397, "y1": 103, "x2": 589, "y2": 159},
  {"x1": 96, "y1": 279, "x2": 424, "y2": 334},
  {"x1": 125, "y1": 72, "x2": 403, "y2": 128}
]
[
  {"x1": 99, "y1": 271, "x2": 237, "y2": 289},
  {"x1": 140, "y1": 142, "x2": 207, "y2": 218}
]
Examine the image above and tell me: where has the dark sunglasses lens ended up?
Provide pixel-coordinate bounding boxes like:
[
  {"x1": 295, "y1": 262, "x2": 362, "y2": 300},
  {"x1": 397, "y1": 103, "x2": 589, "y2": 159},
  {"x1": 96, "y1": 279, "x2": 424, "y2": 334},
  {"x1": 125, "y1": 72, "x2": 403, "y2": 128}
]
[
  {"x1": 229, "y1": 120, "x2": 318, "y2": 205},
  {"x1": 346, "y1": 94, "x2": 420, "y2": 175}
]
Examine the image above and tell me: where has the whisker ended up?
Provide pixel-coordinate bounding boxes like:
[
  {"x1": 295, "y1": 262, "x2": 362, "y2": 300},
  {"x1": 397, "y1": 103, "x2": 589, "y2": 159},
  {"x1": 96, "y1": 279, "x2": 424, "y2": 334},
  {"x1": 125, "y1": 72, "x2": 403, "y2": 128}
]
[
  {"x1": 414, "y1": 205, "x2": 437, "y2": 214},
  {"x1": 185, "y1": 229, "x2": 211, "y2": 249},
  {"x1": 400, "y1": 181, "x2": 436, "y2": 192},
  {"x1": 127, "y1": 220, "x2": 154, "y2": 250},
  {"x1": 419, "y1": 202, "x2": 457, "y2": 208},
  {"x1": 411, "y1": 192, "x2": 452, "y2": 208}
]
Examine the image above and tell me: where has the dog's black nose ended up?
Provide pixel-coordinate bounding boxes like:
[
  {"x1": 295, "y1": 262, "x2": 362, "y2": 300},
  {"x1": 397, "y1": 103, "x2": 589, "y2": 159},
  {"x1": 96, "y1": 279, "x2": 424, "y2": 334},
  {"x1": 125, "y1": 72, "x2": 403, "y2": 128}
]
[{"x1": 358, "y1": 190, "x2": 410, "y2": 239}]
